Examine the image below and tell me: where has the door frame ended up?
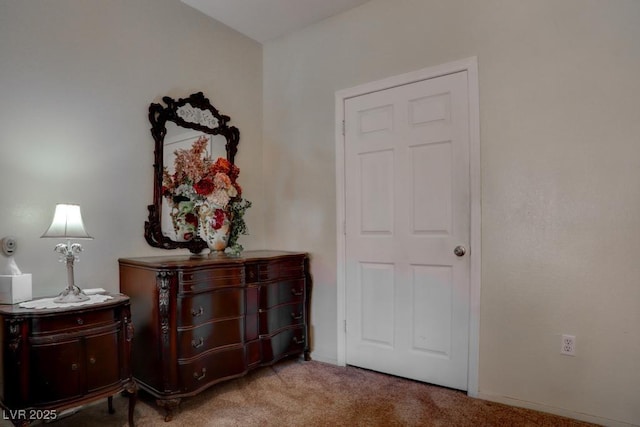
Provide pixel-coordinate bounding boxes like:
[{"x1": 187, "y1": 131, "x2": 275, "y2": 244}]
[{"x1": 335, "y1": 57, "x2": 481, "y2": 396}]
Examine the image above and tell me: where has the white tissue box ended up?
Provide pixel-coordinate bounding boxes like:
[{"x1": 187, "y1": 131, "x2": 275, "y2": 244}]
[{"x1": 0, "y1": 274, "x2": 32, "y2": 304}]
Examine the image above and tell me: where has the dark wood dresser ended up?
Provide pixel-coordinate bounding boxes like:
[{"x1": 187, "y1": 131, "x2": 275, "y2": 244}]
[
  {"x1": 118, "y1": 250, "x2": 311, "y2": 421},
  {"x1": 0, "y1": 294, "x2": 137, "y2": 426}
]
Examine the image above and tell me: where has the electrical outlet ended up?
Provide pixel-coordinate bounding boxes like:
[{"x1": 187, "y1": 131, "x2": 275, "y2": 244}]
[{"x1": 561, "y1": 334, "x2": 576, "y2": 356}]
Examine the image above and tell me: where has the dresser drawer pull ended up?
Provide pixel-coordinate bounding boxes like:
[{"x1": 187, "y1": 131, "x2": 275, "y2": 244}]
[
  {"x1": 89, "y1": 357, "x2": 96, "y2": 365},
  {"x1": 71, "y1": 363, "x2": 79, "y2": 371},
  {"x1": 192, "y1": 337, "x2": 204, "y2": 348},
  {"x1": 292, "y1": 336, "x2": 305, "y2": 345},
  {"x1": 76, "y1": 318, "x2": 84, "y2": 325},
  {"x1": 290, "y1": 312, "x2": 303, "y2": 320},
  {"x1": 193, "y1": 368, "x2": 207, "y2": 381},
  {"x1": 291, "y1": 288, "x2": 303, "y2": 297},
  {"x1": 191, "y1": 307, "x2": 204, "y2": 317}
]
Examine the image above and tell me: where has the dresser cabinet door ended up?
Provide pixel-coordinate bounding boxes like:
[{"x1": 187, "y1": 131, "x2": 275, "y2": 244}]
[
  {"x1": 30, "y1": 340, "x2": 83, "y2": 403},
  {"x1": 85, "y1": 331, "x2": 121, "y2": 392}
]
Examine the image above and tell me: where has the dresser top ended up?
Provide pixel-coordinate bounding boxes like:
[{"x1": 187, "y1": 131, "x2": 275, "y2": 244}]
[
  {"x1": 118, "y1": 250, "x2": 307, "y2": 269},
  {"x1": 0, "y1": 293, "x2": 129, "y2": 316}
]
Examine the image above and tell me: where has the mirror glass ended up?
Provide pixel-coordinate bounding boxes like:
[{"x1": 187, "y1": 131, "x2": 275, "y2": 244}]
[
  {"x1": 160, "y1": 123, "x2": 228, "y2": 241},
  {"x1": 145, "y1": 92, "x2": 239, "y2": 253}
]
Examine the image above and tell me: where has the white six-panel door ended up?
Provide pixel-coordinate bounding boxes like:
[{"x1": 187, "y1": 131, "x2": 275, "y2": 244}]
[{"x1": 344, "y1": 71, "x2": 471, "y2": 390}]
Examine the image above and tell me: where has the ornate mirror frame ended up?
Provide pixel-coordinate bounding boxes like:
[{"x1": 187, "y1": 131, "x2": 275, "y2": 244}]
[{"x1": 145, "y1": 92, "x2": 239, "y2": 253}]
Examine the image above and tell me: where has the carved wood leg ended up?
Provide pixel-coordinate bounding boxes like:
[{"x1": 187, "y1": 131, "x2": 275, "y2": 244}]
[
  {"x1": 108, "y1": 395, "x2": 115, "y2": 414},
  {"x1": 156, "y1": 398, "x2": 180, "y2": 422},
  {"x1": 304, "y1": 349, "x2": 311, "y2": 361},
  {"x1": 125, "y1": 380, "x2": 138, "y2": 427}
]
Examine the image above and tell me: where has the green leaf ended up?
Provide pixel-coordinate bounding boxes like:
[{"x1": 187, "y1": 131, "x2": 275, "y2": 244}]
[{"x1": 226, "y1": 198, "x2": 252, "y2": 255}]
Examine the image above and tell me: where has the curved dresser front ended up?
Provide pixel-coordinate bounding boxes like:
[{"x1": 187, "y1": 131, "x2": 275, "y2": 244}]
[{"x1": 118, "y1": 250, "x2": 311, "y2": 422}]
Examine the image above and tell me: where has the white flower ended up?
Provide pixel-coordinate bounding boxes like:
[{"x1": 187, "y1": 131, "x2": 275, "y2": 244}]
[
  {"x1": 208, "y1": 189, "x2": 230, "y2": 208},
  {"x1": 175, "y1": 184, "x2": 196, "y2": 199}
]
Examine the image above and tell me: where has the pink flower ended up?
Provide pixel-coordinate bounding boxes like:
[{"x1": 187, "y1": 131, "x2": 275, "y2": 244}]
[{"x1": 214, "y1": 172, "x2": 232, "y2": 189}]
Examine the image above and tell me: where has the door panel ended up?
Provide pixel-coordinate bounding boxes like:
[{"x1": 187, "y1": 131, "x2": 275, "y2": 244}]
[
  {"x1": 411, "y1": 264, "x2": 452, "y2": 355},
  {"x1": 411, "y1": 141, "x2": 452, "y2": 234},
  {"x1": 360, "y1": 262, "x2": 394, "y2": 346},
  {"x1": 345, "y1": 71, "x2": 470, "y2": 390},
  {"x1": 360, "y1": 150, "x2": 394, "y2": 233}
]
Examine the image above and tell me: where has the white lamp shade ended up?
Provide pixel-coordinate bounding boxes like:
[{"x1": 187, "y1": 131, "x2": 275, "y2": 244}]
[{"x1": 41, "y1": 204, "x2": 93, "y2": 239}]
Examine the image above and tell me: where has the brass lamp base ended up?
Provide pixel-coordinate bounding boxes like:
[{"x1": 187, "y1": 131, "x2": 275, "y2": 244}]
[{"x1": 54, "y1": 285, "x2": 90, "y2": 303}]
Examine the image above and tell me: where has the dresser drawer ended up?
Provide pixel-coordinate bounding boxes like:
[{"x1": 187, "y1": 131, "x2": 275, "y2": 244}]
[
  {"x1": 244, "y1": 264, "x2": 260, "y2": 284},
  {"x1": 177, "y1": 318, "x2": 243, "y2": 359},
  {"x1": 178, "y1": 346, "x2": 246, "y2": 393},
  {"x1": 177, "y1": 288, "x2": 244, "y2": 327},
  {"x1": 178, "y1": 265, "x2": 244, "y2": 293},
  {"x1": 261, "y1": 326, "x2": 306, "y2": 363},
  {"x1": 259, "y1": 302, "x2": 304, "y2": 335},
  {"x1": 247, "y1": 259, "x2": 305, "y2": 283},
  {"x1": 260, "y1": 279, "x2": 305, "y2": 309},
  {"x1": 30, "y1": 308, "x2": 116, "y2": 335}
]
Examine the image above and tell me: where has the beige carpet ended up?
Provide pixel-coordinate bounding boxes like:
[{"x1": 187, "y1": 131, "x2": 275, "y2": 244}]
[{"x1": 13, "y1": 359, "x2": 598, "y2": 426}]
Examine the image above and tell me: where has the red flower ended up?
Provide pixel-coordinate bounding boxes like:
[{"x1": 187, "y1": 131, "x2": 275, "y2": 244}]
[
  {"x1": 228, "y1": 164, "x2": 240, "y2": 180},
  {"x1": 194, "y1": 178, "x2": 215, "y2": 196},
  {"x1": 213, "y1": 209, "x2": 226, "y2": 230},
  {"x1": 185, "y1": 213, "x2": 198, "y2": 226}
]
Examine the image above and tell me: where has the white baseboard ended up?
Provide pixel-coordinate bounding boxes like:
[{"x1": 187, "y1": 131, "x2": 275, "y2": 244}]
[
  {"x1": 477, "y1": 392, "x2": 638, "y2": 427},
  {"x1": 307, "y1": 352, "x2": 340, "y2": 366}
]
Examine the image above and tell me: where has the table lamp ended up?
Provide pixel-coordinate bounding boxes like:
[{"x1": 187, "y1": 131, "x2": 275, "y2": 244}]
[{"x1": 41, "y1": 204, "x2": 93, "y2": 303}]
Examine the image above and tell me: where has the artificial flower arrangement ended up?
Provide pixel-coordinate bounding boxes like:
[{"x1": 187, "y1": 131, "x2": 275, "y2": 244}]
[{"x1": 162, "y1": 135, "x2": 251, "y2": 254}]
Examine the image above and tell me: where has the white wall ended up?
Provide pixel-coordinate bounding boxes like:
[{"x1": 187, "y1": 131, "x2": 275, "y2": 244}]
[
  {"x1": 2, "y1": 0, "x2": 639, "y2": 424},
  {"x1": 263, "y1": 0, "x2": 640, "y2": 425},
  {"x1": 0, "y1": 0, "x2": 263, "y2": 297}
]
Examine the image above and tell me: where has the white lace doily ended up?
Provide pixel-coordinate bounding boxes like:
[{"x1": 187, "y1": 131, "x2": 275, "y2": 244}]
[{"x1": 19, "y1": 293, "x2": 113, "y2": 309}]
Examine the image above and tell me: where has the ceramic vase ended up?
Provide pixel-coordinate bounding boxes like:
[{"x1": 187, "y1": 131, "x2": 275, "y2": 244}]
[
  {"x1": 198, "y1": 202, "x2": 231, "y2": 253},
  {"x1": 170, "y1": 200, "x2": 198, "y2": 242}
]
